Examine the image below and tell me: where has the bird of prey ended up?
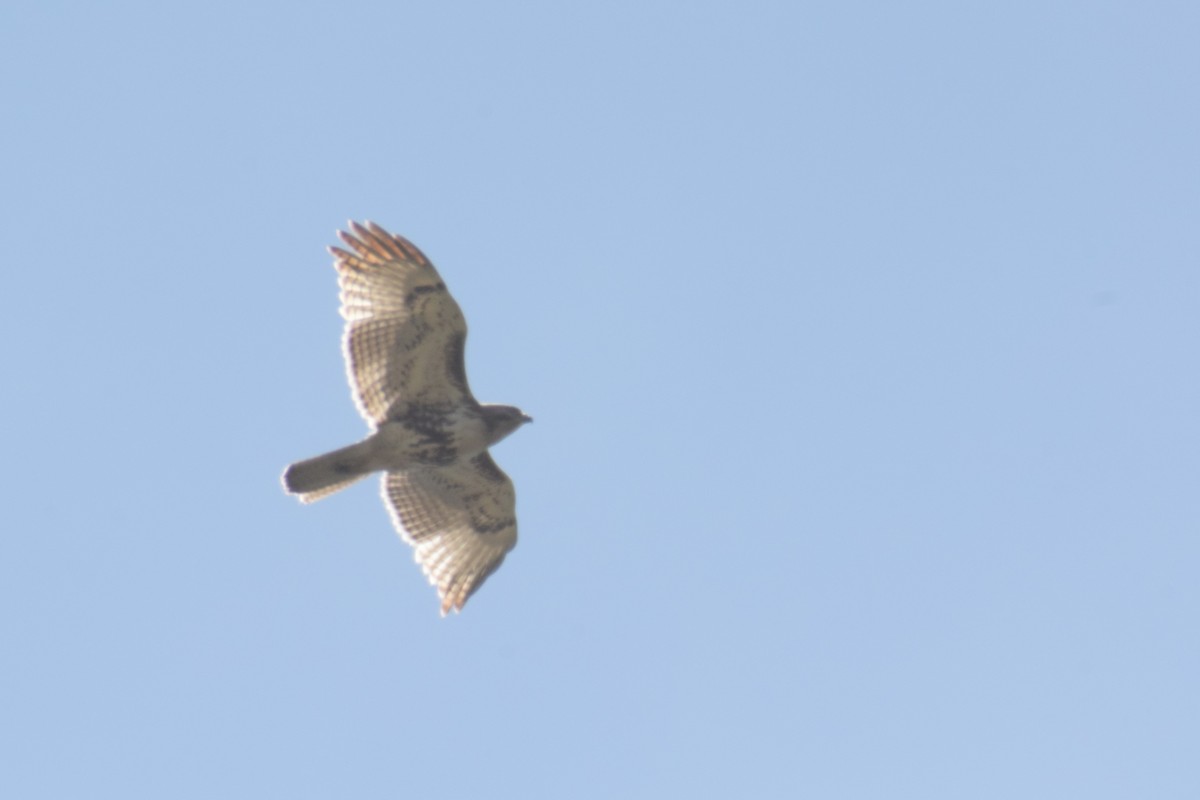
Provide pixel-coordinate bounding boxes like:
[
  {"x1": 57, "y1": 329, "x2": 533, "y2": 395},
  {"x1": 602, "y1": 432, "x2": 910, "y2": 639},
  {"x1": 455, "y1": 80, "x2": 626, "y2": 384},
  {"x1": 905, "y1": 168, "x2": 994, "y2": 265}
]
[{"x1": 282, "y1": 221, "x2": 531, "y2": 615}]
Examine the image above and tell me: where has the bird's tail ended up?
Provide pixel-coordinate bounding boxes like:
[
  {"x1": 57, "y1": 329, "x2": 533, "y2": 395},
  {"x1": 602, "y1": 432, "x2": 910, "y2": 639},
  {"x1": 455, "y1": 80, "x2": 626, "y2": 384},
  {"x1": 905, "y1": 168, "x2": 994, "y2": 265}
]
[{"x1": 282, "y1": 440, "x2": 376, "y2": 503}]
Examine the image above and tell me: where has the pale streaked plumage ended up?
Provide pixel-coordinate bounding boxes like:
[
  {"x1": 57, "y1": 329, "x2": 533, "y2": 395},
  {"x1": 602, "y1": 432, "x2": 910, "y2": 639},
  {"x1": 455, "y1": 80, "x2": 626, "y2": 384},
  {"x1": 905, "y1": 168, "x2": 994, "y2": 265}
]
[{"x1": 282, "y1": 221, "x2": 531, "y2": 615}]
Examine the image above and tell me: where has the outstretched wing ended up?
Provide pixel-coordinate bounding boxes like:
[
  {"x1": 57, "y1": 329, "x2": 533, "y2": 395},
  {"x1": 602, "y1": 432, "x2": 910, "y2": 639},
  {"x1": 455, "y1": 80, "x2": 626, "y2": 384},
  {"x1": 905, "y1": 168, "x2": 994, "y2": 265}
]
[
  {"x1": 331, "y1": 221, "x2": 475, "y2": 426},
  {"x1": 383, "y1": 452, "x2": 518, "y2": 615}
]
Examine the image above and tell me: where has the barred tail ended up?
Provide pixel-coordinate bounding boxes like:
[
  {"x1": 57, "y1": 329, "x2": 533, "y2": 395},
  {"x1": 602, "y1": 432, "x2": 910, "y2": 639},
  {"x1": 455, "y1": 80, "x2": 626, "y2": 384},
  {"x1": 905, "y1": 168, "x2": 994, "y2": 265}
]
[{"x1": 282, "y1": 440, "x2": 375, "y2": 503}]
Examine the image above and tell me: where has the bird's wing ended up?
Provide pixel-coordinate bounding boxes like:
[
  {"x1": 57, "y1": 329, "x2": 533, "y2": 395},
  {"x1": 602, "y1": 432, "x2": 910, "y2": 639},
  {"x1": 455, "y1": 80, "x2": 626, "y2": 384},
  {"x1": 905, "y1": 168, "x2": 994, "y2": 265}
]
[
  {"x1": 331, "y1": 221, "x2": 474, "y2": 426},
  {"x1": 383, "y1": 452, "x2": 518, "y2": 615}
]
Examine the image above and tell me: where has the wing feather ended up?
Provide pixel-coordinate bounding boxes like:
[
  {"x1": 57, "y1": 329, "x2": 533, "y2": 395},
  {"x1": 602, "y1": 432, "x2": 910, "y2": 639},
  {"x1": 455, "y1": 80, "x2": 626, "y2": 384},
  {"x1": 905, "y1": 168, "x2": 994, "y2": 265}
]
[
  {"x1": 331, "y1": 221, "x2": 474, "y2": 426},
  {"x1": 382, "y1": 453, "x2": 517, "y2": 614}
]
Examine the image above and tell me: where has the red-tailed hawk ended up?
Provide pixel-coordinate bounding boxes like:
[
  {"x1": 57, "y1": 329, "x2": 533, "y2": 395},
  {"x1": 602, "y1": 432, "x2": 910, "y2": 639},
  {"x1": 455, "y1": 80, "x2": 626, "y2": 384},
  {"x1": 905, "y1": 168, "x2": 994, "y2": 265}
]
[{"x1": 282, "y1": 221, "x2": 531, "y2": 615}]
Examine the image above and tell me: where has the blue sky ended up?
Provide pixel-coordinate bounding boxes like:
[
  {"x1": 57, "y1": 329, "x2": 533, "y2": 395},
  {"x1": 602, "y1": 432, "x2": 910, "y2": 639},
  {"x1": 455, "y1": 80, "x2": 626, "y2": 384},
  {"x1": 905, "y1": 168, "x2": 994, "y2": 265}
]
[{"x1": 2, "y1": 1, "x2": 1197, "y2": 797}]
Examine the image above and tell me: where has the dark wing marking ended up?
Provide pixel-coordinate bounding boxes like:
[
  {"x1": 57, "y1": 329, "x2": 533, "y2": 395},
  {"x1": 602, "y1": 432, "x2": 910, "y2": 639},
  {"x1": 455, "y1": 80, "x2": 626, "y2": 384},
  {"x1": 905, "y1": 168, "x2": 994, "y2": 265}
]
[
  {"x1": 382, "y1": 452, "x2": 517, "y2": 615},
  {"x1": 331, "y1": 221, "x2": 475, "y2": 426}
]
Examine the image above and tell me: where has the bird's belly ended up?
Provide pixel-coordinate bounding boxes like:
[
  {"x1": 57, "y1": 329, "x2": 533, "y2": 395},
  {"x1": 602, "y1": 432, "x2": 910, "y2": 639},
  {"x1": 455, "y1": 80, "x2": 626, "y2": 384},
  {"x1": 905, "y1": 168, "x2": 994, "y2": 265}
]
[{"x1": 370, "y1": 413, "x2": 488, "y2": 470}]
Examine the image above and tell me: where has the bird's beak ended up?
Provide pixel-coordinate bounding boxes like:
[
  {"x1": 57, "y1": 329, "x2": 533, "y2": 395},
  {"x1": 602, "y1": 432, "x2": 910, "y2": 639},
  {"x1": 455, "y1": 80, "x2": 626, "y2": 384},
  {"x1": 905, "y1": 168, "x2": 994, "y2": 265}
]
[{"x1": 523, "y1": 414, "x2": 534, "y2": 423}]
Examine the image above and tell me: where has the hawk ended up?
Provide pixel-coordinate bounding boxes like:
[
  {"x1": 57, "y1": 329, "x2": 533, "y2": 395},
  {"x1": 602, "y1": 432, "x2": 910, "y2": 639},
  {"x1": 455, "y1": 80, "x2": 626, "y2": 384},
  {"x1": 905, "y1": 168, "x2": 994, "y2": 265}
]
[{"x1": 282, "y1": 221, "x2": 531, "y2": 615}]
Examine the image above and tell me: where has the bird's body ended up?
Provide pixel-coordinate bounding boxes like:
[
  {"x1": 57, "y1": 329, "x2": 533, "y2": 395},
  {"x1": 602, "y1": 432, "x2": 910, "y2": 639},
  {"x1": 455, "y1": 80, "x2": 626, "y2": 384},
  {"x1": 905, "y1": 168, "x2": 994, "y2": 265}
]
[
  {"x1": 283, "y1": 403, "x2": 525, "y2": 500},
  {"x1": 282, "y1": 221, "x2": 530, "y2": 614}
]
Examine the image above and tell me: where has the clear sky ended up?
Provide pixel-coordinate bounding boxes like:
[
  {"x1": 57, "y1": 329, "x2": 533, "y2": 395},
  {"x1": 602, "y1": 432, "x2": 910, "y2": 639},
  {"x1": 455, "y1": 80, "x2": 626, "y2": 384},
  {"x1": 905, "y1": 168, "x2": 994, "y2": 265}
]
[{"x1": 2, "y1": 2, "x2": 1197, "y2": 797}]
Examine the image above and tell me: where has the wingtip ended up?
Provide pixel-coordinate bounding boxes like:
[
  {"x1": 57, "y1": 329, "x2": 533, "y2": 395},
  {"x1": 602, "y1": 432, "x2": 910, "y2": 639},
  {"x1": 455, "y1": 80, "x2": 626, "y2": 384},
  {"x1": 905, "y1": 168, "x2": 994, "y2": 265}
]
[
  {"x1": 337, "y1": 220, "x2": 387, "y2": 238},
  {"x1": 328, "y1": 219, "x2": 433, "y2": 270},
  {"x1": 438, "y1": 592, "x2": 467, "y2": 616}
]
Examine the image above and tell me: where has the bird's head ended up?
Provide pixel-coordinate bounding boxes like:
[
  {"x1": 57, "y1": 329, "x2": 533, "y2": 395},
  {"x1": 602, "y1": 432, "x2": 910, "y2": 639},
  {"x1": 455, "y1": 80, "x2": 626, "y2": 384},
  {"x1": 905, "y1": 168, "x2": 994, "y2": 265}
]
[{"x1": 483, "y1": 404, "x2": 533, "y2": 444}]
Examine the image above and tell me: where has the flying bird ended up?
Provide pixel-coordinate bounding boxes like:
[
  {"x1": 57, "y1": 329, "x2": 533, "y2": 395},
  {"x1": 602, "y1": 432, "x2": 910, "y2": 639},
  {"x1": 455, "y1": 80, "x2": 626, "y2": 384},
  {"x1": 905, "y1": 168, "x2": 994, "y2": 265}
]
[{"x1": 282, "y1": 221, "x2": 531, "y2": 615}]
